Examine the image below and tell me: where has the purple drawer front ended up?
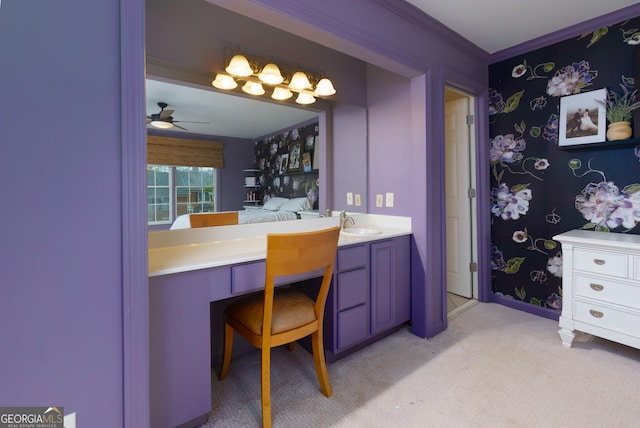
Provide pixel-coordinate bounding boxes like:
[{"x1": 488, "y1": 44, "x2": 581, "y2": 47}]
[
  {"x1": 232, "y1": 262, "x2": 266, "y2": 294},
  {"x1": 232, "y1": 262, "x2": 326, "y2": 296},
  {"x1": 337, "y1": 269, "x2": 368, "y2": 310},
  {"x1": 338, "y1": 245, "x2": 368, "y2": 272},
  {"x1": 337, "y1": 304, "x2": 368, "y2": 349}
]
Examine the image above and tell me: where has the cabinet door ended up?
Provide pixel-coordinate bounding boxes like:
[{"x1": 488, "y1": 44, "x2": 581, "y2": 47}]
[{"x1": 371, "y1": 240, "x2": 395, "y2": 334}]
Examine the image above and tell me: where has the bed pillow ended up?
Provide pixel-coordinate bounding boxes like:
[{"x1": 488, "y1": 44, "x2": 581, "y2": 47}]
[
  {"x1": 279, "y1": 197, "x2": 311, "y2": 212},
  {"x1": 262, "y1": 197, "x2": 289, "y2": 211}
]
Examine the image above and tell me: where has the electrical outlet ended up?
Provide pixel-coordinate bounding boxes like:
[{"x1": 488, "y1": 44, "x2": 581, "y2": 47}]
[
  {"x1": 385, "y1": 192, "x2": 394, "y2": 208},
  {"x1": 355, "y1": 194, "x2": 361, "y2": 206},
  {"x1": 347, "y1": 192, "x2": 353, "y2": 205},
  {"x1": 376, "y1": 194, "x2": 383, "y2": 207}
]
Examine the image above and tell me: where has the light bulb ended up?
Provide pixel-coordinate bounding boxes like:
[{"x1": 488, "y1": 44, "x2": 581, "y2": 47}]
[
  {"x1": 271, "y1": 87, "x2": 293, "y2": 100},
  {"x1": 314, "y1": 78, "x2": 336, "y2": 96},
  {"x1": 295, "y1": 92, "x2": 316, "y2": 105},
  {"x1": 289, "y1": 71, "x2": 312, "y2": 91},
  {"x1": 212, "y1": 74, "x2": 238, "y2": 90},
  {"x1": 258, "y1": 63, "x2": 284, "y2": 85},
  {"x1": 225, "y1": 54, "x2": 253, "y2": 77},
  {"x1": 242, "y1": 81, "x2": 265, "y2": 96}
]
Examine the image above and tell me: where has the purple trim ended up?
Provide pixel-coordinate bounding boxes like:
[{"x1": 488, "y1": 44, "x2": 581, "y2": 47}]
[
  {"x1": 121, "y1": 0, "x2": 149, "y2": 427},
  {"x1": 491, "y1": 294, "x2": 560, "y2": 321},
  {"x1": 490, "y1": 3, "x2": 640, "y2": 63},
  {"x1": 374, "y1": 0, "x2": 488, "y2": 61}
]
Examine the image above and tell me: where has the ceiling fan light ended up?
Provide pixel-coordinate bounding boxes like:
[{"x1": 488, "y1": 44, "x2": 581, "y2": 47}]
[
  {"x1": 212, "y1": 74, "x2": 237, "y2": 90},
  {"x1": 258, "y1": 63, "x2": 284, "y2": 85},
  {"x1": 295, "y1": 92, "x2": 316, "y2": 105},
  {"x1": 314, "y1": 78, "x2": 336, "y2": 96},
  {"x1": 271, "y1": 87, "x2": 293, "y2": 101},
  {"x1": 289, "y1": 71, "x2": 312, "y2": 91},
  {"x1": 150, "y1": 120, "x2": 174, "y2": 129},
  {"x1": 242, "y1": 81, "x2": 265, "y2": 96},
  {"x1": 225, "y1": 54, "x2": 253, "y2": 77}
]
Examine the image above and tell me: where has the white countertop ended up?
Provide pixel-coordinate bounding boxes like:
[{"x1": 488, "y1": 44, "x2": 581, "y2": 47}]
[{"x1": 148, "y1": 213, "x2": 411, "y2": 277}]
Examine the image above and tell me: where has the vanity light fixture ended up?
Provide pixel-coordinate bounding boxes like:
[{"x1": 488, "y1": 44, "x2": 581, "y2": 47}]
[{"x1": 212, "y1": 48, "x2": 336, "y2": 105}]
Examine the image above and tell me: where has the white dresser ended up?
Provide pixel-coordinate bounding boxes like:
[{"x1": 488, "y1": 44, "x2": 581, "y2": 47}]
[{"x1": 554, "y1": 230, "x2": 640, "y2": 350}]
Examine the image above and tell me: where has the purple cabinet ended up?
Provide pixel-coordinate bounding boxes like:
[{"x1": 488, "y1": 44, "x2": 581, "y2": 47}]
[{"x1": 325, "y1": 235, "x2": 410, "y2": 361}]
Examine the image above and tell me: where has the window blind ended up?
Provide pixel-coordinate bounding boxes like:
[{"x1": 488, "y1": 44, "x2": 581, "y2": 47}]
[{"x1": 147, "y1": 135, "x2": 224, "y2": 168}]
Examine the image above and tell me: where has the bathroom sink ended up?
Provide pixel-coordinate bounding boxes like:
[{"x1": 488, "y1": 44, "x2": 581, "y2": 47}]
[{"x1": 340, "y1": 227, "x2": 382, "y2": 236}]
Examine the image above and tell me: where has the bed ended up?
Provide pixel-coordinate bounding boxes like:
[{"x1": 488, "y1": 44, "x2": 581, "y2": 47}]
[{"x1": 170, "y1": 197, "x2": 312, "y2": 230}]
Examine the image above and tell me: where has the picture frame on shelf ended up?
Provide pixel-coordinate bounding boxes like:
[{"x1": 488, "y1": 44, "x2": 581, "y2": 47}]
[
  {"x1": 288, "y1": 140, "x2": 302, "y2": 172},
  {"x1": 302, "y1": 152, "x2": 312, "y2": 172},
  {"x1": 558, "y1": 88, "x2": 606, "y2": 147},
  {"x1": 279, "y1": 153, "x2": 289, "y2": 174}
]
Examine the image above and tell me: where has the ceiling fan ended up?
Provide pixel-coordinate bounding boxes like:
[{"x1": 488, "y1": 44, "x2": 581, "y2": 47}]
[{"x1": 146, "y1": 102, "x2": 209, "y2": 130}]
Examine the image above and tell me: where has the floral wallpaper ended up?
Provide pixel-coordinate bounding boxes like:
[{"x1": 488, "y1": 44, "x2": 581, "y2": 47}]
[
  {"x1": 253, "y1": 122, "x2": 320, "y2": 209},
  {"x1": 489, "y1": 17, "x2": 640, "y2": 312}
]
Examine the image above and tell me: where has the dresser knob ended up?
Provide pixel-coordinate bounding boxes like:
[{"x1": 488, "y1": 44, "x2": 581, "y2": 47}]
[
  {"x1": 593, "y1": 259, "x2": 605, "y2": 265},
  {"x1": 590, "y1": 283, "x2": 604, "y2": 291},
  {"x1": 589, "y1": 309, "x2": 604, "y2": 318}
]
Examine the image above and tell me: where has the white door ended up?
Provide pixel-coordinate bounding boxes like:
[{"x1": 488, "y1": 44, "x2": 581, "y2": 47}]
[{"x1": 445, "y1": 94, "x2": 474, "y2": 298}]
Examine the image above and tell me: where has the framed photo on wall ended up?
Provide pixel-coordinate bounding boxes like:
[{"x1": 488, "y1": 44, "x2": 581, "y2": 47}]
[
  {"x1": 558, "y1": 88, "x2": 606, "y2": 147},
  {"x1": 288, "y1": 140, "x2": 302, "y2": 172},
  {"x1": 279, "y1": 154, "x2": 289, "y2": 174}
]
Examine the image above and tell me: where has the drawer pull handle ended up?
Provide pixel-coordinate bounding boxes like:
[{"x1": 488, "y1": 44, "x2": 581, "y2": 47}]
[
  {"x1": 593, "y1": 259, "x2": 605, "y2": 265},
  {"x1": 590, "y1": 283, "x2": 604, "y2": 291},
  {"x1": 589, "y1": 309, "x2": 604, "y2": 318}
]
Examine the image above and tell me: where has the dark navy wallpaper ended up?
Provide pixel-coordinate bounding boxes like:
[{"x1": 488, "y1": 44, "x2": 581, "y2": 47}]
[
  {"x1": 253, "y1": 122, "x2": 319, "y2": 209},
  {"x1": 489, "y1": 17, "x2": 640, "y2": 312}
]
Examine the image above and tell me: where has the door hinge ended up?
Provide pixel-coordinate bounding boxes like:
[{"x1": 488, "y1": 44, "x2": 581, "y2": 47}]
[
  {"x1": 466, "y1": 114, "x2": 474, "y2": 125},
  {"x1": 468, "y1": 188, "x2": 476, "y2": 198},
  {"x1": 469, "y1": 262, "x2": 478, "y2": 272}
]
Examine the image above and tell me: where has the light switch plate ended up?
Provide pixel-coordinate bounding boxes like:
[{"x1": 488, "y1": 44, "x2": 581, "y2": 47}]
[
  {"x1": 347, "y1": 192, "x2": 353, "y2": 205},
  {"x1": 376, "y1": 194, "x2": 383, "y2": 207},
  {"x1": 385, "y1": 192, "x2": 394, "y2": 208},
  {"x1": 355, "y1": 194, "x2": 361, "y2": 206}
]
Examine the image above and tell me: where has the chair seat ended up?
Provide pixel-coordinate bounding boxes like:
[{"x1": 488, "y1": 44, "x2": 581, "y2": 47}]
[{"x1": 226, "y1": 288, "x2": 317, "y2": 335}]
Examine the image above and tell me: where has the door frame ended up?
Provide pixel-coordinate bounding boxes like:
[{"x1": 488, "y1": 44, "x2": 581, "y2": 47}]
[{"x1": 444, "y1": 86, "x2": 478, "y2": 300}]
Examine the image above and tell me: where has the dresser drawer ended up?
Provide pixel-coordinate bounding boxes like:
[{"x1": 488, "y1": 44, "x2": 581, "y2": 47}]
[
  {"x1": 574, "y1": 273, "x2": 640, "y2": 309},
  {"x1": 574, "y1": 299, "x2": 640, "y2": 339},
  {"x1": 573, "y1": 248, "x2": 628, "y2": 278}
]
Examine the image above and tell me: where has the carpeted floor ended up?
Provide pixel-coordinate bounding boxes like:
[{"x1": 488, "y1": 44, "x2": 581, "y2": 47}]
[{"x1": 201, "y1": 302, "x2": 640, "y2": 427}]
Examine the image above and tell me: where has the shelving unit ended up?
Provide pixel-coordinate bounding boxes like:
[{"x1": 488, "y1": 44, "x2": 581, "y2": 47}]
[
  {"x1": 558, "y1": 137, "x2": 640, "y2": 150},
  {"x1": 242, "y1": 169, "x2": 260, "y2": 205}
]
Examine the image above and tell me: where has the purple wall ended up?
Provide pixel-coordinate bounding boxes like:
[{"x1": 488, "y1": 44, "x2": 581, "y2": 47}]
[{"x1": 0, "y1": 0, "x2": 131, "y2": 425}]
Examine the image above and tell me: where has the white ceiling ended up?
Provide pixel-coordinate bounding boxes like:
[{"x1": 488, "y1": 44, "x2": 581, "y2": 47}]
[
  {"x1": 146, "y1": 1, "x2": 638, "y2": 139},
  {"x1": 145, "y1": 78, "x2": 319, "y2": 140},
  {"x1": 405, "y1": 0, "x2": 638, "y2": 54}
]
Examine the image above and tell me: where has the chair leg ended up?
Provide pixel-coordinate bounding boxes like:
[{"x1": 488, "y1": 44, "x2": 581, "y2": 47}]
[
  {"x1": 286, "y1": 342, "x2": 295, "y2": 352},
  {"x1": 219, "y1": 321, "x2": 234, "y2": 380},
  {"x1": 260, "y1": 348, "x2": 272, "y2": 428},
  {"x1": 311, "y1": 331, "x2": 332, "y2": 397}
]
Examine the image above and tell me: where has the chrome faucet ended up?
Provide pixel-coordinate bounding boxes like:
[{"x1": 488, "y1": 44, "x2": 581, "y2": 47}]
[{"x1": 340, "y1": 210, "x2": 355, "y2": 229}]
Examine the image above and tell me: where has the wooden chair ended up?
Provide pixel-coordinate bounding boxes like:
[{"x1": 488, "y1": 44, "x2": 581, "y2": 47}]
[
  {"x1": 189, "y1": 211, "x2": 238, "y2": 228},
  {"x1": 219, "y1": 226, "x2": 341, "y2": 428}
]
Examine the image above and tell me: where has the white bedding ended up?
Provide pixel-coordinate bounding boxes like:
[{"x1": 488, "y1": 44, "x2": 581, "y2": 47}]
[
  {"x1": 170, "y1": 209, "x2": 299, "y2": 229},
  {"x1": 170, "y1": 197, "x2": 311, "y2": 230},
  {"x1": 237, "y1": 209, "x2": 298, "y2": 224}
]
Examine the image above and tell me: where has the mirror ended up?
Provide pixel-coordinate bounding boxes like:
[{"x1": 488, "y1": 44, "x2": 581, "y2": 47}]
[{"x1": 146, "y1": 0, "x2": 369, "y2": 221}]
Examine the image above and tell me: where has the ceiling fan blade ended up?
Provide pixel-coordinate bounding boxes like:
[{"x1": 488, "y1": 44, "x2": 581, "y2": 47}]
[
  {"x1": 174, "y1": 120, "x2": 209, "y2": 124},
  {"x1": 160, "y1": 109, "x2": 174, "y2": 119},
  {"x1": 146, "y1": 116, "x2": 152, "y2": 124},
  {"x1": 173, "y1": 123, "x2": 189, "y2": 130}
]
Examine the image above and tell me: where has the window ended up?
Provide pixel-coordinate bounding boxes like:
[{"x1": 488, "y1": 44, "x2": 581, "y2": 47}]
[{"x1": 147, "y1": 165, "x2": 216, "y2": 225}]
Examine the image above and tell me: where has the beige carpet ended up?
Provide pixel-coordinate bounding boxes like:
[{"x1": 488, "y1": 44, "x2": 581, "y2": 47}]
[{"x1": 202, "y1": 302, "x2": 640, "y2": 427}]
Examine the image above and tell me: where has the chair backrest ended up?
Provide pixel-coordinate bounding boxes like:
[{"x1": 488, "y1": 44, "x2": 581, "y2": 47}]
[
  {"x1": 264, "y1": 226, "x2": 341, "y2": 319},
  {"x1": 189, "y1": 212, "x2": 238, "y2": 228}
]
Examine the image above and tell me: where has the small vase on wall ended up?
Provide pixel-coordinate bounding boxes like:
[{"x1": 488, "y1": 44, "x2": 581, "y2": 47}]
[{"x1": 606, "y1": 121, "x2": 632, "y2": 141}]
